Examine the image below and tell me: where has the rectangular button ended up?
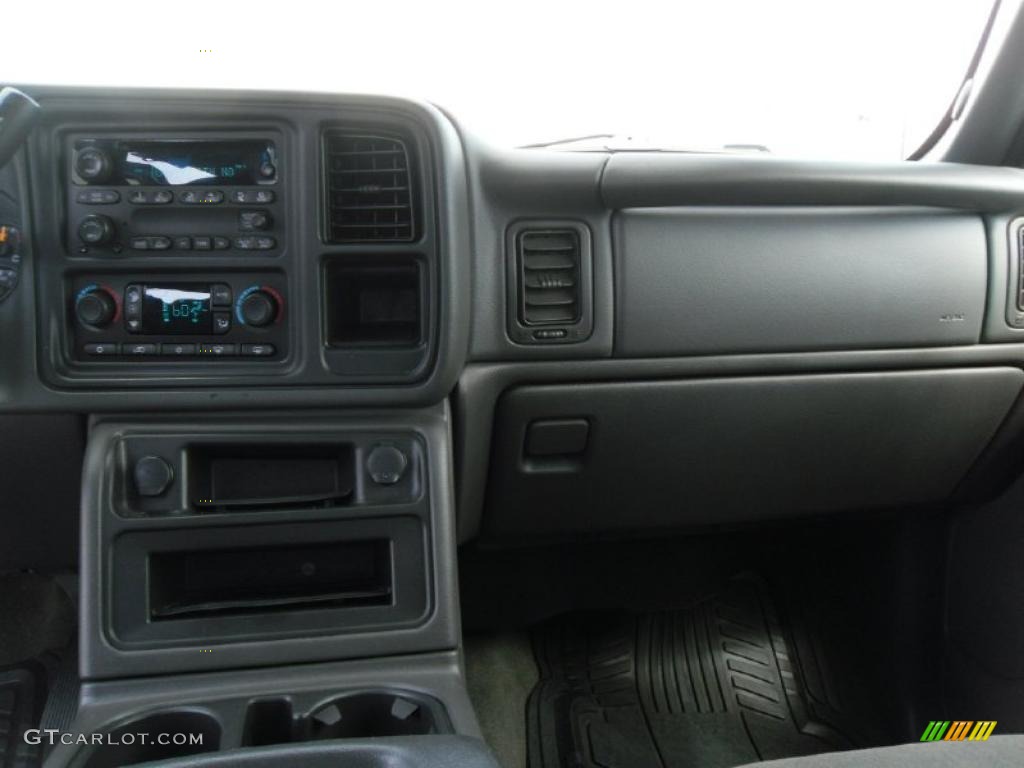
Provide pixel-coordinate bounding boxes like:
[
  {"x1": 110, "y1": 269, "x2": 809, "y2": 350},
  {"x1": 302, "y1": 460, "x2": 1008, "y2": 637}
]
[
  {"x1": 85, "y1": 342, "x2": 119, "y2": 356},
  {"x1": 211, "y1": 284, "x2": 232, "y2": 307},
  {"x1": 241, "y1": 343, "x2": 276, "y2": 357},
  {"x1": 213, "y1": 313, "x2": 231, "y2": 334},
  {"x1": 174, "y1": 236, "x2": 193, "y2": 250},
  {"x1": 161, "y1": 343, "x2": 196, "y2": 356},
  {"x1": 124, "y1": 343, "x2": 157, "y2": 355},
  {"x1": 193, "y1": 236, "x2": 212, "y2": 250},
  {"x1": 198, "y1": 343, "x2": 236, "y2": 356}
]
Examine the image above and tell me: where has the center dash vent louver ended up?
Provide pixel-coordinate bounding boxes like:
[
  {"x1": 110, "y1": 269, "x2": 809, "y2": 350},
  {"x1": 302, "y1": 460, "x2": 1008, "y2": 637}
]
[
  {"x1": 507, "y1": 223, "x2": 594, "y2": 344},
  {"x1": 324, "y1": 132, "x2": 415, "y2": 243}
]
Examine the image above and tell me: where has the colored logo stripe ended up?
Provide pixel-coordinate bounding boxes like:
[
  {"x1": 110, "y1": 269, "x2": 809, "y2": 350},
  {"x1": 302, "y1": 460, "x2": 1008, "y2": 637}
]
[{"x1": 920, "y1": 721, "x2": 996, "y2": 742}]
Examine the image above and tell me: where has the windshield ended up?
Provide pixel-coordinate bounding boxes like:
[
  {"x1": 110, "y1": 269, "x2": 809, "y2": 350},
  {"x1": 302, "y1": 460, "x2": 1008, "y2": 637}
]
[{"x1": 3, "y1": 0, "x2": 996, "y2": 159}]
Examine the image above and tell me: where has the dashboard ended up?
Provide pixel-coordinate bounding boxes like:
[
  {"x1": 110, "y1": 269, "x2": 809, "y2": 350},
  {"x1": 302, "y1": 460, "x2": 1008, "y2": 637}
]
[{"x1": 6, "y1": 85, "x2": 1024, "y2": 545}]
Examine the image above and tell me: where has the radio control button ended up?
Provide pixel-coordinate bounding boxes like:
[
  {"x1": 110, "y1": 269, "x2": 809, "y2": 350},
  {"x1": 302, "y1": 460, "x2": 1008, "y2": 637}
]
[
  {"x1": 130, "y1": 237, "x2": 149, "y2": 250},
  {"x1": 161, "y1": 343, "x2": 196, "y2": 356},
  {"x1": 213, "y1": 236, "x2": 231, "y2": 250},
  {"x1": 213, "y1": 313, "x2": 231, "y2": 334},
  {"x1": 239, "y1": 210, "x2": 272, "y2": 231},
  {"x1": 255, "y1": 237, "x2": 275, "y2": 250},
  {"x1": 77, "y1": 189, "x2": 120, "y2": 205},
  {"x1": 126, "y1": 318, "x2": 142, "y2": 332},
  {"x1": 85, "y1": 342, "x2": 119, "y2": 356},
  {"x1": 125, "y1": 343, "x2": 157, "y2": 355},
  {"x1": 180, "y1": 190, "x2": 224, "y2": 205},
  {"x1": 149, "y1": 236, "x2": 171, "y2": 250},
  {"x1": 128, "y1": 190, "x2": 149, "y2": 204},
  {"x1": 198, "y1": 343, "x2": 236, "y2": 356},
  {"x1": 211, "y1": 284, "x2": 232, "y2": 307},
  {"x1": 241, "y1": 343, "x2": 276, "y2": 357},
  {"x1": 174, "y1": 236, "x2": 193, "y2": 250},
  {"x1": 231, "y1": 190, "x2": 277, "y2": 204},
  {"x1": 193, "y1": 236, "x2": 212, "y2": 250},
  {"x1": 234, "y1": 236, "x2": 255, "y2": 250},
  {"x1": 152, "y1": 190, "x2": 173, "y2": 204}
]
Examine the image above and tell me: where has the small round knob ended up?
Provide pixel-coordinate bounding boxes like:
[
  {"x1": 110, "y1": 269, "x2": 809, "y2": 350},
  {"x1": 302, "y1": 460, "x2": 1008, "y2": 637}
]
[
  {"x1": 75, "y1": 287, "x2": 117, "y2": 328},
  {"x1": 239, "y1": 290, "x2": 279, "y2": 327},
  {"x1": 366, "y1": 445, "x2": 408, "y2": 485},
  {"x1": 75, "y1": 147, "x2": 113, "y2": 183},
  {"x1": 134, "y1": 455, "x2": 174, "y2": 497},
  {"x1": 78, "y1": 214, "x2": 115, "y2": 245}
]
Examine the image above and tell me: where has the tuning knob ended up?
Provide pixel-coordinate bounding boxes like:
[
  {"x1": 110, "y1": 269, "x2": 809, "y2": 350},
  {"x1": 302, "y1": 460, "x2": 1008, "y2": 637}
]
[
  {"x1": 78, "y1": 214, "x2": 115, "y2": 245},
  {"x1": 238, "y1": 289, "x2": 279, "y2": 327},
  {"x1": 75, "y1": 286, "x2": 117, "y2": 328},
  {"x1": 75, "y1": 147, "x2": 113, "y2": 183}
]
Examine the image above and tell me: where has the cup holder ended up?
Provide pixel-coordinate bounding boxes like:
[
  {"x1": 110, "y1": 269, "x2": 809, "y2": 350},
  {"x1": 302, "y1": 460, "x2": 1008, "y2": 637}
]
[
  {"x1": 241, "y1": 690, "x2": 448, "y2": 747},
  {"x1": 304, "y1": 691, "x2": 443, "y2": 740},
  {"x1": 80, "y1": 710, "x2": 220, "y2": 768}
]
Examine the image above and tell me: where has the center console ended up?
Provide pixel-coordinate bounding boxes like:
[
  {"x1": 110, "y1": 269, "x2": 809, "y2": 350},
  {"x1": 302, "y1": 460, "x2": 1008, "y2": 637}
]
[{"x1": 10, "y1": 87, "x2": 482, "y2": 767}]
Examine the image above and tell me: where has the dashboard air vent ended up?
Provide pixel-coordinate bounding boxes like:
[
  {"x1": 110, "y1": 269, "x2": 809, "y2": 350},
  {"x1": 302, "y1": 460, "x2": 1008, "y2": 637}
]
[
  {"x1": 516, "y1": 229, "x2": 582, "y2": 326},
  {"x1": 324, "y1": 132, "x2": 415, "y2": 243}
]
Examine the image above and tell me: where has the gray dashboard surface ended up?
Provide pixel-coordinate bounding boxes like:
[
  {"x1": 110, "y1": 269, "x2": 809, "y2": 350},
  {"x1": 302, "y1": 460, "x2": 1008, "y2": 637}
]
[
  {"x1": 614, "y1": 207, "x2": 987, "y2": 356},
  {"x1": 599, "y1": 152, "x2": 1024, "y2": 211}
]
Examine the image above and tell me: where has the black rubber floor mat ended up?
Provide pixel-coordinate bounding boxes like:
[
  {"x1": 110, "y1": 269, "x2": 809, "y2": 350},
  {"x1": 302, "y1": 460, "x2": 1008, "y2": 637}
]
[
  {"x1": 0, "y1": 664, "x2": 44, "y2": 768},
  {"x1": 527, "y1": 576, "x2": 864, "y2": 768}
]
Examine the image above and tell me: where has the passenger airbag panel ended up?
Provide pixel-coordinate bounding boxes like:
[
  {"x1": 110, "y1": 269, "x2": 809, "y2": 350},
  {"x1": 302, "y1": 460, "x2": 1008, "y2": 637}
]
[{"x1": 614, "y1": 208, "x2": 986, "y2": 356}]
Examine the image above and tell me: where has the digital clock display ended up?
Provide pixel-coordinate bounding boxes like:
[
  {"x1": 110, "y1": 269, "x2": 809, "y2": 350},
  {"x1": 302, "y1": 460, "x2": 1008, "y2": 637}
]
[
  {"x1": 115, "y1": 140, "x2": 275, "y2": 186},
  {"x1": 141, "y1": 284, "x2": 213, "y2": 334}
]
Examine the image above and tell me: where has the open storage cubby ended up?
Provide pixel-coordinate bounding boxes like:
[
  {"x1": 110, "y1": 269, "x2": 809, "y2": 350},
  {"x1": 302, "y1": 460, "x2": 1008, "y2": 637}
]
[
  {"x1": 149, "y1": 539, "x2": 392, "y2": 620},
  {"x1": 188, "y1": 443, "x2": 356, "y2": 512},
  {"x1": 111, "y1": 517, "x2": 428, "y2": 646},
  {"x1": 324, "y1": 256, "x2": 423, "y2": 347}
]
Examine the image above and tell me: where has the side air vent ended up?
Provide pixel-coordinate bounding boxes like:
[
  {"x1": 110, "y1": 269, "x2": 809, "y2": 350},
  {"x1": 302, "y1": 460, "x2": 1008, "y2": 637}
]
[
  {"x1": 507, "y1": 222, "x2": 593, "y2": 344},
  {"x1": 323, "y1": 132, "x2": 415, "y2": 243},
  {"x1": 518, "y1": 230, "x2": 581, "y2": 324}
]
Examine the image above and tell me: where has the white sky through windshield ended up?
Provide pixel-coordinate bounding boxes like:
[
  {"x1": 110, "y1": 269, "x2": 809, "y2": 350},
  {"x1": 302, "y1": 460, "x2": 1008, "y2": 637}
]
[{"x1": 2, "y1": 0, "x2": 995, "y2": 159}]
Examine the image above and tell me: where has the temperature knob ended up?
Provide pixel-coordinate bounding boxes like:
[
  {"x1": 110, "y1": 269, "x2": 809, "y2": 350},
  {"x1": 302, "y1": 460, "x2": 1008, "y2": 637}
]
[
  {"x1": 78, "y1": 214, "x2": 115, "y2": 245},
  {"x1": 238, "y1": 289, "x2": 280, "y2": 327},
  {"x1": 75, "y1": 286, "x2": 117, "y2": 328}
]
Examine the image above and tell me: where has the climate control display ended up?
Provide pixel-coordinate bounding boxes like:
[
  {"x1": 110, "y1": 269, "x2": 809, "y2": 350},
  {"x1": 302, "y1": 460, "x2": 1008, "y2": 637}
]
[{"x1": 140, "y1": 284, "x2": 213, "y2": 335}]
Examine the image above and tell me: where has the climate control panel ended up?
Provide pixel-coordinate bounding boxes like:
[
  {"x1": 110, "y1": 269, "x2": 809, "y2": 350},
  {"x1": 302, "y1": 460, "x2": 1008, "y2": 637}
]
[{"x1": 69, "y1": 274, "x2": 286, "y2": 361}]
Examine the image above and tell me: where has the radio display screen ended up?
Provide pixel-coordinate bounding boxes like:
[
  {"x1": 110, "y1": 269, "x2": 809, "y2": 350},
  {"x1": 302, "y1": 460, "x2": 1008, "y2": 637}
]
[
  {"x1": 141, "y1": 284, "x2": 213, "y2": 334},
  {"x1": 114, "y1": 140, "x2": 275, "y2": 186}
]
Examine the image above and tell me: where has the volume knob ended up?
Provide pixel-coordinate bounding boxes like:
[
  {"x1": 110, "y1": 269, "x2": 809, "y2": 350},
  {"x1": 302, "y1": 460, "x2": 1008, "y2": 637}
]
[
  {"x1": 78, "y1": 214, "x2": 115, "y2": 245},
  {"x1": 75, "y1": 287, "x2": 117, "y2": 328},
  {"x1": 239, "y1": 289, "x2": 279, "y2": 327},
  {"x1": 75, "y1": 147, "x2": 113, "y2": 183}
]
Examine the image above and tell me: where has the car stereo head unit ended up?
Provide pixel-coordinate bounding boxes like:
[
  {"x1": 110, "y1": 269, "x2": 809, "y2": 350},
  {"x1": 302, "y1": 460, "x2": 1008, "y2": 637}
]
[
  {"x1": 72, "y1": 139, "x2": 278, "y2": 187},
  {"x1": 66, "y1": 136, "x2": 284, "y2": 257}
]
